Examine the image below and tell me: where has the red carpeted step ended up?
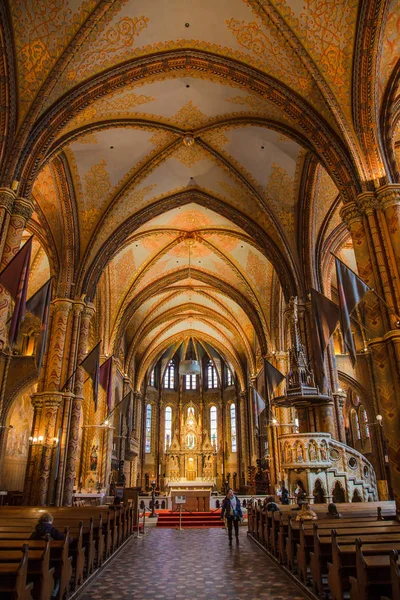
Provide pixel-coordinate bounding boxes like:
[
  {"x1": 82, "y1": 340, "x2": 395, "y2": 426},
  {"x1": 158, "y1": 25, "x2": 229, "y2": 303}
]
[{"x1": 156, "y1": 511, "x2": 224, "y2": 528}]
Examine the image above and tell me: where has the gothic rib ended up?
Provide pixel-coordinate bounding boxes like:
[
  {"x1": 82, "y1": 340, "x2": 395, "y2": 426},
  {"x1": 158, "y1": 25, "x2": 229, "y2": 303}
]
[
  {"x1": 77, "y1": 189, "x2": 298, "y2": 303},
  {"x1": 10, "y1": 50, "x2": 361, "y2": 205},
  {"x1": 248, "y1": 0, "x2": 367, "y2": 184}
]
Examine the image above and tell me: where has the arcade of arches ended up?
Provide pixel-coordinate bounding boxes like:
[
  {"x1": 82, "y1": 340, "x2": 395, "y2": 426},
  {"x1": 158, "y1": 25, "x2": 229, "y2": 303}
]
[{"x1": 0, "y1": 0, "x2": 399, "y2": 513}]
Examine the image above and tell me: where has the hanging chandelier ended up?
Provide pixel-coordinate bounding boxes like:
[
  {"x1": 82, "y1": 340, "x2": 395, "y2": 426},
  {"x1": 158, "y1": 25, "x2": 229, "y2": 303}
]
[
  {"x1": 179, "y1": 237, "x2": 200, "y2": 376},
  {"x1": 179, "y1": 359, "x2": 201, "y2": 376}
]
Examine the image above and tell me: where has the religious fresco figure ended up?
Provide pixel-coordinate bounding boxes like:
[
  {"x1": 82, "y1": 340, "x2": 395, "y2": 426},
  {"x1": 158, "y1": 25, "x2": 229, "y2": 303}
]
[{"x1": 90, "y1": 445, "x2": 98, "y2": 471}]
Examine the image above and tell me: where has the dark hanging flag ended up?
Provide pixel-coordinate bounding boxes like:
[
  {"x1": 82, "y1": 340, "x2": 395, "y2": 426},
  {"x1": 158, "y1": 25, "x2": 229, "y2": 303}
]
[
  {"x1": 104, "y1": 391, "x2": 133, "y2": 433},
  {"x1": 263, "y1": 358, "x2": 285, "y2": 403},
  {"x1": 80, "y1": 342, "x2": 101, "y2": 410},
  {"x1": 99, "y1": 356, "x2": 113, "y2": 412},
  {"x1": 0, "y1": 237, "x2": 33, "y2": 348},
  {"x1": 253, "y1": 387, "x2": 266, "y2": 417},
  {"x1": 335, "y1": 257, "x2": 371, "y2": 366},
  {"x1": 310, "y1": 288, "x2": 340, "y2": 390},
  {"x1": 26, "y1": 278, "x2": 52, "y2": 374}
]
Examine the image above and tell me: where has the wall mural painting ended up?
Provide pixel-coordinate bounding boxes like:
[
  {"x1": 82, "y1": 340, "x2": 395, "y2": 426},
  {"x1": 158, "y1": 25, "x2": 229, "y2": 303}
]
[{"x1": 3, "y1": 387, "x2": 35, "y2": 491}]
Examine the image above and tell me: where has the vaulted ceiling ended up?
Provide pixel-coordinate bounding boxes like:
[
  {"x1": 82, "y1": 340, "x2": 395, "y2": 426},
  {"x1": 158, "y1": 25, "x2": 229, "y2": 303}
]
[{"x1": 1, "y1": 0, "x2": 399, "y2": 390}]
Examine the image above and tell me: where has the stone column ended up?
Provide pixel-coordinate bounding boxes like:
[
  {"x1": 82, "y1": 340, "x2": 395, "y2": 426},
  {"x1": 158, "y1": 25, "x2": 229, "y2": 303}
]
[
  {"x1": 22, "y1": 395, "x2": 44, "y2": 504},
  {"x1": 378, "y1": 185, "x2": 400, "y2": 278},
  {"x1": 239, "y1": 390, "x2": 250, "y2": 484},
  {"x1": 54, "y1": 303, "x2": 84, "y2": 506},
  {"x1": 62, "y1": 304, "x2": 95, "y2": 505},
  {"x1": 341, "y1": 196, "x2": 400, "y2": 507},
  {"x1": 33, "y1": 392, "x2": 64, "y2": 506},
  {"x1": 332, "y1": 391, "x2": 346, "y2": 444}
]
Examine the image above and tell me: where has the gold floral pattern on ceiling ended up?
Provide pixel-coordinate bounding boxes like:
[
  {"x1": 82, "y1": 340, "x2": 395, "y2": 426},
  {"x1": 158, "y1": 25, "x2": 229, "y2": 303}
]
[
  {"x1": 250, "y1": 0, "x2": 359, "y2": 117},
  {"x1": 60, "y1": 92, "x2": 156, "y2": 136},
  {"x1": 313, "y1": 165, "x2": 339, "y2": 241},
  {"x1": 266, "y1": 163, "x2": 296, "y2": 236},
  {"x1": 32, "y1": 164, "x2": 63, "y2": 248},
  {"x1": 81, "y1": 158, "x2": 112, "y2": 237},
  {"x1": 10, "y1": 0, "x2": 99, "y2": 121},
  {"x1": 65, "y1": 14, "x2": 149, "y2": 82},
  {"x1": 44, "y1": 38, "x2": 331, "y2": 126},
  {"x1": 378, "y1": 0, "x2": 400, "y2": 104}
]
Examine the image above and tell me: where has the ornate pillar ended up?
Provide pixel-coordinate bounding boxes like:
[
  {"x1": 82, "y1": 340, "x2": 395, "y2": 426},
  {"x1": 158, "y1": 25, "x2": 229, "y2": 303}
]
[
  {"x1": 22, "y1": 396, "x2": 44, "y2": 504},
  {"x1": 54, "y1": 303, "x2": 84, "y2": 506},
  {"x1": 62, "y1": 304, "x2": 95, "y2": 505},
  {"x1": 33, "y1": 392, "x2": 64, "y2": 506},
  {"x1": 239, "y1": 390, "x2": 250, "y2": 484},
  {"x1": 341, "y1": 195, "x2": 400, "y2": 507},
  {"x1": 332, "y1": 391, "x2": 346, "y2": 444},
  {"x1": 0, "y1": 195, "x2": 35, "y2": 349},
  {"x1": 378, "y1": 185, "x2": 400, "y2": 276}
]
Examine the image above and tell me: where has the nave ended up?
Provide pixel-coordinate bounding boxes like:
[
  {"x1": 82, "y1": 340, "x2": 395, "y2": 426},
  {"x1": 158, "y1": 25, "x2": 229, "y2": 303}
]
[{"x1": 79, "y1": 528, "x2": 306, "y2": 600}]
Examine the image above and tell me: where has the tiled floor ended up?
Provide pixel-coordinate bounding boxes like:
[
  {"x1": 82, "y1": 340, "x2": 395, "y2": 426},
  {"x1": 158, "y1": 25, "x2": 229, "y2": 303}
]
[{"x1": 79, "y1": 527, "x2": 306, "y2": 600}]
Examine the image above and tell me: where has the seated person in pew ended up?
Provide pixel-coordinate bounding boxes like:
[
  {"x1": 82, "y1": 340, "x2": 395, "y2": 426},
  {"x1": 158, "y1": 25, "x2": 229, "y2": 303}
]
[
  {"x1": 295, "y1": 502, "x2": 317, "y2": 521},
  {"x1": 30, "y1": 512, "x2": 73, "y2": 543},
  {"x1": 263, "y1": 496, "x2": 280, "y2": 512},
  {"x1": 326, "y1": 503, "x2": 342, "y2": 519}
]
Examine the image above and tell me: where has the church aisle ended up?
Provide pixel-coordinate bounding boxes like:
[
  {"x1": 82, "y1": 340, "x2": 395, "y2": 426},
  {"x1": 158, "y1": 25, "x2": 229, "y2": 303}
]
[{"x1": 79, "y1": 527, "x2": 306, "y2": 600}]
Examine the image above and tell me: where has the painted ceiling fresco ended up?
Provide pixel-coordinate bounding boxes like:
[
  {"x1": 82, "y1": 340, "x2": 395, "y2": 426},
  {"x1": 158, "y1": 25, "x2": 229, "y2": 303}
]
[{"x1": 9, "y1": 0, "x2": 399, "y2": 388}]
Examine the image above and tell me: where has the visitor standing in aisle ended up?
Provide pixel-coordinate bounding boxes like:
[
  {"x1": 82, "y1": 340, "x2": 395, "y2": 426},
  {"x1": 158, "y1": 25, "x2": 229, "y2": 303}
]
[{"x1": 221, "y1": 488, "x2": 243, "y2": 545}]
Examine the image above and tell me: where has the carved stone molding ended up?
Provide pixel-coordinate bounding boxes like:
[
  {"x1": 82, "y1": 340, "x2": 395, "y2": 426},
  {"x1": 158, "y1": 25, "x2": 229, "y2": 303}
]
[
  {"x1": 376, "y1": 184, "x2": 400, "y2": 210},
  {"x1": 340, "y1": 201, "x2": 362, "y2": 228},
  {"x1": 13, "y1": 196, "x2": 35, "y2": 221},
  {"x1": 0, "y1": 188, "x2": 15, "y2": 213},
  {"x1": 357, "y1": 191, "x2": 379, "y2": 214}
]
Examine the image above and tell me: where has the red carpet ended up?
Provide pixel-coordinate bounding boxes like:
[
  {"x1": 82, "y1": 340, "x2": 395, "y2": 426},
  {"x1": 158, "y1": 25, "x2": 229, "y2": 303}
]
[{"x1": 156, "y1": 510, "x2": 224, "y2": 528}]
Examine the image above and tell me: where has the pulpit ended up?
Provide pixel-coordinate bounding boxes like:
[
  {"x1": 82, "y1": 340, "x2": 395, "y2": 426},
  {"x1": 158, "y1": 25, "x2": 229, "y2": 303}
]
[{"x1": 171, "y1": 489, "x2": 210, "y2": 511}]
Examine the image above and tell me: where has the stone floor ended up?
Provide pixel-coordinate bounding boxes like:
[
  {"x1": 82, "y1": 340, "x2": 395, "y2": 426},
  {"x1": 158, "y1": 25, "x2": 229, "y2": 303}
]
[{"x1": 79, "y1": 527, "x2": 306, "y2": 600}]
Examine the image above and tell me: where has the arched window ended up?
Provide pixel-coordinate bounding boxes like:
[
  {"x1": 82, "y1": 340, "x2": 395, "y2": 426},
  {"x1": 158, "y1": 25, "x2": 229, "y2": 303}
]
[
  {"x1": 363, "y1": 409, "x2": 370, "y2": 438},
  {"x1": 185, "y1": 374, "x2": 197, "y2": 390},
  {"x1": 207, "y1": 360, "x2": 218, "y2": 389},
  {"x1": 165, "y1": 406, "x2": 172, "y2": 450},
  {"x1": 145, "y1": 404, "x2": 152, "y2": 453},
  {"x1": 226, "y1": 368, "x2": 232, "y2": 387},
  {"x1": 149, "y1": 369, "x2": 155, "y2": 387},
  {"x1": 350, "y1": 409, "x2": 361, "y2": 443},
  {"x1": 164, "y1": 361, "x2": 175, "y2": 389},
  {"x1": 210, "y1": 406, "x2": 217, "y2": 449},
  {"x1": 230, "y1": 403, "x2": 237, "y2": 452}
]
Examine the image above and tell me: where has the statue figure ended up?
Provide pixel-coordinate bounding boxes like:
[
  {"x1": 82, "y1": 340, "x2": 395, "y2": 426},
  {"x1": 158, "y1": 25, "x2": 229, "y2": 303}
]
[
  {"x1": 308, "y1": 442, "x2": 317, "y2": 461},
  {"x1": 296, "y1": 444, "x2": 304, "y2": 462},
  {"x1": 320, "y1": 442, "x2": 328, "y2": 461},
  {"x1": 90, "y1": 445, "x2": 98, "y2": 471}
]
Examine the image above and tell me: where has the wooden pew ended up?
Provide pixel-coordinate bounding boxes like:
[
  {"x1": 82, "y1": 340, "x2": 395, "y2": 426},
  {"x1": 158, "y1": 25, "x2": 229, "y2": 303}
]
[
  {"x1": 296, "y1": 519, "x2": 400, "y2": 584},
  {"x1": 0, "y1": 529, "x2": 73, "y2": 600},
  {"x1": 391, "y1": 550, "x2": 400, "y2": 600},
  {"x1": 0, "y1": 540, "x2": 54, "y2": 600},
  {"x1": 0, "y1": 521, "x2": 85, "y2": 592},
  {"x1": 327, "y1": 530, "x2": 400, "y2": 600},
  {"x1": 311, "y1": 525, "x2": 400, "y2": 597},
  {"x1": 0, "y1": 543, "x2": 34, "y2": 600},
  {"x1": 349, "y1": 540, "x2": 391, "y2": 600}
]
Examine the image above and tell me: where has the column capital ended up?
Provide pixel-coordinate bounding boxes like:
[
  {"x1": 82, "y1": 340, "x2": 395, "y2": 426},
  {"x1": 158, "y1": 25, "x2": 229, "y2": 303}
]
[
  {"x1": 0, "y1": 188, "x2": 16, "y2": 213},
  {"x1": 357, "y1": 191, "x2": 379, "y2": 214},
  {"x1": 375, "y1": 184, "x2": 400, "y2": 210},
  {"x1": 13, "y1": 196, "x2": 35, "y2": 221},
  {"x1": 340, "y1": 201, "x2": 362, "y2": 228}
]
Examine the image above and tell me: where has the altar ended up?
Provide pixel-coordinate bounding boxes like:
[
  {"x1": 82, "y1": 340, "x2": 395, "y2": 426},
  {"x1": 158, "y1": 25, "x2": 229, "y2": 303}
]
[{"x1": 171, "y1": 489, "x2": 211, "y2": 511}]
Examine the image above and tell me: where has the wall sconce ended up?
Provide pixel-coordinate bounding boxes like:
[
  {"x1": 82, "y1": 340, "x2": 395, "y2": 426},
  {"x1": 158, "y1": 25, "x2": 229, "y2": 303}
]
[
  {"x1": 29, "y1": 436, "x2": 59, "y2": 447},
  {"x1": 376, "y1": 414, "x2": 383, "y2": 426}
]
